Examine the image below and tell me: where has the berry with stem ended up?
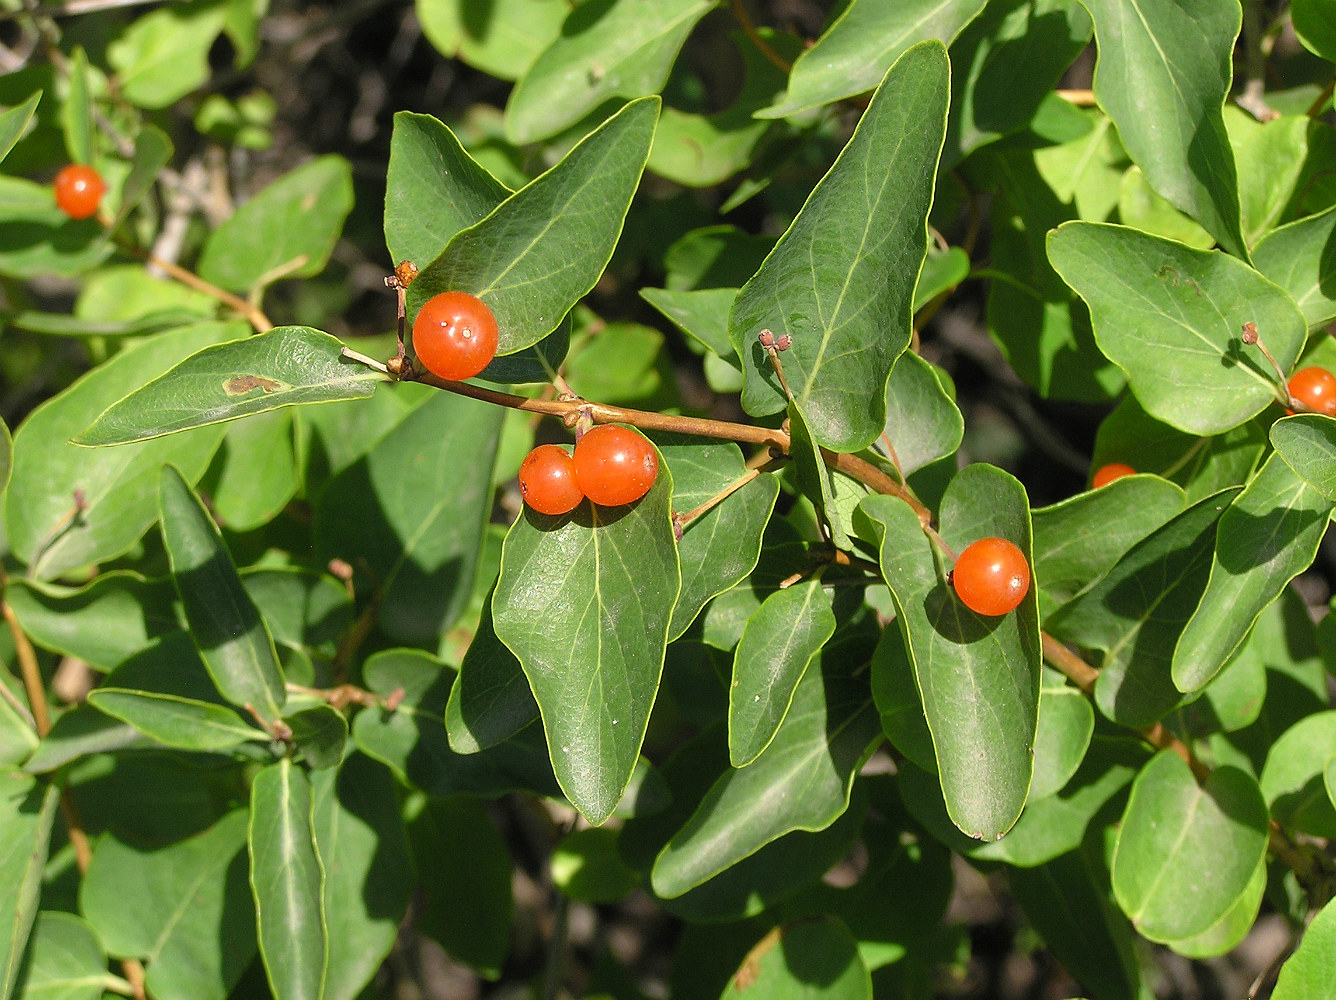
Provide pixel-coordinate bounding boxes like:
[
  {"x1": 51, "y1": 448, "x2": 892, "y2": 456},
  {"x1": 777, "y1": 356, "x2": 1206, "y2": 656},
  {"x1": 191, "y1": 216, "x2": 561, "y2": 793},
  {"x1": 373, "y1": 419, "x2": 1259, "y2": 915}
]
[
  {"x1": 1092, "y1": 463, "x2": 1136, "y2": 488},
  {"x1": 951, "y1": 537, "x2": 1030, "y2": 616},
  {"x1": 518, "y1": 444, "x2": 585, "y2": 516},
  {"x1": 573, "y1": 424, "x2": 658, "y2": 507},
  {"x1": 1287, "y1": 366, "x2": 1336, "y2": 415},
  {"x1": 53, "y1": 164, "x2": 106, "y2": 220},
  {"x1": 412, "y1": 291, "x2": 499, "y2": 381}
]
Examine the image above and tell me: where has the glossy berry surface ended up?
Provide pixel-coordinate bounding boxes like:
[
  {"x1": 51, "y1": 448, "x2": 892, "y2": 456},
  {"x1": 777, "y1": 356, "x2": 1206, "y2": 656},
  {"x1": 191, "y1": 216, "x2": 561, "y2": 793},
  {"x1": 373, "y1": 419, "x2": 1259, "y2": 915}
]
[
  {"x1": 1287, "y1": 366, "x2": 1336, "y2": 415},
  {"x1": 952, "y1": 537, "x2": 1030, "y2": 617},
  {"x1": 573, "y1": 425, "x2": 658, "y2": 507},
  {"x1": 1092, "y1": 462, "x2": 1136, "y2": 489},
  {"x1": 412, "y1": 291, "x2": 499, "y2": 381},
  {"x1": 518, "y1": 444, "x2": 584, "y2": 516},
  {"x1": 53, "y1": 164, "x2": 106, "y2": 220}
]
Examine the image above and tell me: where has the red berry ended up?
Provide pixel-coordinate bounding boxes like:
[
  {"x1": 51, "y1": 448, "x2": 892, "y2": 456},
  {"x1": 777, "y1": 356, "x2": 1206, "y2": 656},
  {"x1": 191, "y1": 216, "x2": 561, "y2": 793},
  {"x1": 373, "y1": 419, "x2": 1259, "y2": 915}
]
[
  {"x1": 573, "y1": 425, "x2": 658, "y2": 507},
  {"x1": 518, "y1": 444, "x2": 584, "y2": 516},
  {"x1": 412, "y1": 291, "x2": 499, "y2": 381},
  {"x1": 1287, "y1": 366, "x2": 1336, "y2": 415},
  {"x1": 1092, "y1": 462, "x2": 1136, "y2": 489},
  {"x1": 53, "y1": 164, "x2": 105, "y2": 220},
  {"x1": 951, "y1": 537, "x2": 1030, "y2": 617}
]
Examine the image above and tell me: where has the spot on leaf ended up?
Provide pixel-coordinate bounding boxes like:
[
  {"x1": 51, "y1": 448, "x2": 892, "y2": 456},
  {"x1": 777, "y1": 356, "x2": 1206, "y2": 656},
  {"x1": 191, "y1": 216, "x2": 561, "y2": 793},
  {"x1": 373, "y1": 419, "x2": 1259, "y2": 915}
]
[{"x1": 224, "y1": 374, "x2": 283, "y2": 395}]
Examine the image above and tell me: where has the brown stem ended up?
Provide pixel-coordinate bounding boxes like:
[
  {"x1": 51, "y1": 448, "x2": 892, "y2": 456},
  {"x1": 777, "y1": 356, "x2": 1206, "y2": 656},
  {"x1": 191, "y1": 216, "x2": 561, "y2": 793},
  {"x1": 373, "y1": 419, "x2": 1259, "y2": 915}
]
[
  {"x1": 123, "y1": 243, "x2": 273, "y2": 333},
  {"x1": 1054, "y1": 88, "x2": 1096, "y2": 105},
  {"x1": 674, "y1": 468, "x2": 764, "y2": 535},
  {"x1": 729, "y1": 0, "x2": 791, "y2": 73},
  {"x1": 1306, "y1": 77, "x2": 1335, "y2": 118},
  {"x1": 284, "y1": 681, "x2": 403, "y2": 711}
]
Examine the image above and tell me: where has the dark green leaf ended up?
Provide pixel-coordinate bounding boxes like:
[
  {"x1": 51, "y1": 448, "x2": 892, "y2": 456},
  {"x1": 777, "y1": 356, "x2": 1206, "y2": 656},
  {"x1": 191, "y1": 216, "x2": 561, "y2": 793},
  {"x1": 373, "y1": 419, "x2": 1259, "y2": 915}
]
[
  {"x1": 80, "y1": 811, "x2": 254, "y2": 1000},
  {"x1": 505, "y1": 0, "x2": 712, "y2": 143},
  {"x1": 286, "y1": 706, "x2": 347, "y2": 770},
  {"x1": 551, "y1": 827, "x2": 640, "y2": 903},
  {"x1": 107, "y1": 125, "x2": 172, "y2": 234},
  {"x1": 7, "y1": 323, "x2": 238, "y2": 579},
  {"x1": 160, "y1": 465, "x2": 286, "y2": 722},
  {"x1": 881, "y1": 352, "x2": 963, "y2": 476},
  {"x1": 445, "y1": 586, "x2": 538, "y2": 754},
  {"x1": 719, "y1": 917, "x2": 870, "y2": 1000},
  {"x1": 409, "y1": 98, "x2": 658, "y2": 357},
  {"x1": 0, "y1": 775, "x2": 59, "y2": 1000},
  {"x1": 77, "y1": 326, "x2": 387, "y2": 445},
  {"x1": 1254, "y1": 203, "x2": 1336, "y2": 329},
  {"x1": 730, "y1": 42, "x2": 949, "y2": 451},
  {"x1": 1049, "y1": 222, "x2": 1305, "y2": 434},
  {"x1": 729, "y1": 580, "x2": 836, "y2": 767},
  {"x1": 493, "y1": 464, "x2": 680, "y2": 824},
  {"x1": 86, "y1": 689, "x2": 268, "y2": 752},
  {"x1": 1077, "y1": 0, "x2": 1245, "y2": 256},
  {"x1": 1111, "y1": 751, "x2": 1267, "y2": 942},
  {"x1": 22, "y1": 707, "x2": 148, "y2": 775},
  {"x1": 1173, "y1": 455, "x2": 1333, "y2": 693},
  {"x1": 205, "y1": 409, "x2": 299, "y2": 531},
  {"x1": 315, "y1": 390, "x2": 502, "y2": 644},
  {"x1": 0, "y1": 91, "x2": 40, "y2": 164},
  {"x1": 197, "y1": 156, "x2": 354, "y2": 294},
  {"x1": 1259, "y1": 711, "x2": 1336, "y2": 838},
  {"x1": 1292, "y1": 0, "x2": 1336, "y2": 62},
  {"x1": 640, "y1": 286, "x2": 739, "y2": 362},
  {"x1": 784, "y1": 399, "x2": 849, "y2": 549},
  {"x1": 1272, "y1": 414, "x2": 1336, "y2": 502},
  {"x1": 12, "y1": 911, "x2": 111, "y2": 1000},
  {"x1": 248, "y1": 759, "x2": 327, "y2": 1000}
]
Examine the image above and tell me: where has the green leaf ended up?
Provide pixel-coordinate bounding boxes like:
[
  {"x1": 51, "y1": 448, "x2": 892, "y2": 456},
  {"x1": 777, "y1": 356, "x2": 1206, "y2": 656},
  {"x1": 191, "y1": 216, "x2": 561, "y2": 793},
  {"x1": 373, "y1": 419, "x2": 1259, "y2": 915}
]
[
  {"x1": 552, "y1": 827, "x2": 640, "y2": 903},
  {"x1": 784, "y1": 399, "x2": 850, "y2": 549},
  {"x1": 1031, "y1": 687, "x2": 1095, "y2": 799},
  {"x1": 659, "y1": 437, "x2": 779, "y2": 640},
  {"x1": 384, "y1": 111, "x2": 510, "y2": 274},
  {"x1": 1173, "y1": 454, "x2": 1333, "y2": 693},
  {"x1": 106, "y1": 125, "x2": 174, "y2": 235},
  {"x1": 160, "y1": 465, "x2": 286, "y2": 722},
  {"x1": 197, "y1": 157, "x2": 354, "y2": 294},
  {"x1": 286, "y1": 706, "x2": 347, "y2": 770},
  {"x1": 1117, "y1": 165, "x2": 1214, "y2": 249},
  {"x1": 86, "y1": 689, "x2": 268, "y2": 752},
  {"x1": 1259, "y1": 711, "x2": 1336, "y2": 838},
  {"x1": 408, "y1": 98, "x2": 658, "y2": 358},
  {"x1": 1292, "y1": 0, "x2": 1336, "y2": 63},
  {"x1": 1032, "y1": 474, "x2": 1187, "y2": 611},
  {"x1": 640, "y1": 287, "x2": 739, "y2": 362},
  {"x1": 1047, "y1": 488, "x2": 1239, "y2": 728},
  {"x1": 1164, "y1": 856, "x2": 1265, "y2": 958},
  {"x1": 107, "y1": 1, "x2": 227, "y2": 108},
  {"x1": 204, "y1": 410, "x2": 299, "y2": 531},
  {"x1": 1272, "y1": 414, "x2": 1336, "y2": 502},
  {"x1": 7, "y1": 322, "x2": 238, "y2": 580},
  {"x1": 74, "y1": 264, "x2": 213, "y2": 329},
  {"x1": 881, "y1": 352, "x2": 963, "y2": 476},
  {"x1": 1111, "y1": 750, "x2": 1267, "y2": 942},
  {"x1": 445, "y1": 587, "x2": 538, "y2": 754},
  {"x1": 311, "y1": 755, "x2": 411, "y2": 1000},
  {"x1": 729, "y1": 580, "x2": 836, "y2": 767},
  {"x1": 913, "y1": 247, "x2": 971, "y2": 311},
  {"x1": 248, "y1": 759, "x2": 327, "y2": 1000},
  {"x1": 652, "y1": 656, "x2": 880, "y2": 897},
  {"x1": 0, "y1": 687, "x2": 36, "y2": 769},
  {"x1": 0, "y1": 775, "x2": 59, "y2": 1000},
  {"x1": 80, "y1": 811, "x2": 255, "y2": 1000},
  {"x1": 0, "y1": 91, "x2": 40, "y2": 164},
  {"x1": 720, "y1": 918, "x2": 870, "y2": 1000},
  {"x1": 759, "y1": 0, "x2": 984, "y2": 119},
  {"x1": 493, "y1": 464, "x2": 680, "y2": 824},
  {"x1": 859, "y1": 464, "x2": 1040, "y2": 841},
  {"x1": 22, "y1": 708, "x2": 147, "y2": 776},
  {"x1": 1048, "y1": 222, "x2": 1305, "y2": 434},
  {"x1": 416, "y1": 0, "x2": 567, "y2": 80},
  {"x1": 406, "y1": 796, "x2": 512, "y2": 978},
  {"x1": 78, "y1": 327, "x2": 386, "y2": 446},
  {"x1": 1231, "y1": 112, "x2": 1309, "y2": 247},
  {"x1": 505, "y1": 0, "x2": 712, "y2": 143},
  {"x1": 729, "y1": 41, "x2": 949, "y2": 451},
  {"x1": 315, "y1": 390, "x2": 503, "y2": 644},
  {"x1": 1253, "y1": 204, "x2": 1336, "y2": 329},
  {"x1": 352, "y1": 649, "x2": 559, "y2": 798},
  {"x1": 62, "y1": 49, "x2": 93, "y2": 166},
  {"x1": 1077, "y1": 0, "x2": 1245, "y2": 257},
  {"x1": 1271, "y1": 895, "x2": 1336, "y2": 999},
  {"x1": 12, "y1": 911, "x2": 112, "y2": 1000},
  {"x1": 0, "y1": 176, "x2": 113, "y2": 279}
]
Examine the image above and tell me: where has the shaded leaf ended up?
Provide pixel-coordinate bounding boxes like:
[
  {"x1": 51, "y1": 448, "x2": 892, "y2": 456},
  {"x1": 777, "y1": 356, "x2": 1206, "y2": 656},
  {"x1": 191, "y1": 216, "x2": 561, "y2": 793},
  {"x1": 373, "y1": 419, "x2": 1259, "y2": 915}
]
[
  {"x1": 1254, "y1": 203, "x2": 1336, "y2": 329},
  {"x1": 1259, "y1": 711, "x2": 1336, "y2": 838},
  {"x1": 107, "y1": 125, "x2": 172, "y2": 234},
  {"x1": 12, "y1": 910, "x2": 111, "y2": 1000},
  {"x1": 286, "y1": 706, "x2": 347, "y2": 771},
  {"x1": 1272, "y1": 414, "x2": 1336, "y2": 503},
  {"x1": 0, "y1": 176, "x2": 113, "y2": 279},
  {"x1": 0, "y1": 91, "x2": 40, "y2": 164},
  {"x1": 0, "y1": 775, "x2": 59, "y2": 1000},
  {"x1": 86, "y1": 689, "x2": 268, "y2": 752},
  {"x1": 445, "y1": 586, "x2": 538, "y2": 754},
  {"x1": 720, "y1": 917, "x2": 870, "y2": 1000},
  {"x1": 881, "y1": 352, "x2": 963, "y2": 476}
]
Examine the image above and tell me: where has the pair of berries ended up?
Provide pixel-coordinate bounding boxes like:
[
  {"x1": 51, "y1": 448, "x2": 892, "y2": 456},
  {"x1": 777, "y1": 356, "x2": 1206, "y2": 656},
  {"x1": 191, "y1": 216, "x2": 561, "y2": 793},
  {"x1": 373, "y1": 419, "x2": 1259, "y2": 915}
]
[
  {"x1": 519, "y1": 427, "x2": 659, "y2": 515},
  {"x1": 952, "y1": 537, "x2": 1030, "y2": 616},
  {"x1": 53, "y1": 164, "x2": 106, "y2": 220}
]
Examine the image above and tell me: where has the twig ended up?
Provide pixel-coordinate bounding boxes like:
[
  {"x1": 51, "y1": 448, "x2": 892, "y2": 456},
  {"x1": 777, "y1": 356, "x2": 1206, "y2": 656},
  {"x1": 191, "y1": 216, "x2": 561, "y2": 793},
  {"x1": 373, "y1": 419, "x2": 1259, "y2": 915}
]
[
  {"x1": 122, "y1": 242, "x2": 273, "y2": 332},
  {"x1": 284, "y1": 681, "x2": 403, "y2": 711},
  {"x1": 673, "y1": 467, "x2": 763, "y2": 536},
  {"x1": 729, "y1": 0, "x2": 791, "y2": 73}
]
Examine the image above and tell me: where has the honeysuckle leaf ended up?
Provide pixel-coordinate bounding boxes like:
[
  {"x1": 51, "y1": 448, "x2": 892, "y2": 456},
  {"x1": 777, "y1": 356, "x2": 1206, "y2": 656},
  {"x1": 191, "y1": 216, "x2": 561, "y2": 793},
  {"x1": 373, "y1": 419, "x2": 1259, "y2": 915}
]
[
  {"x1": 1046, "y1": 488, "x2": 1239, "y2": 728},
  {"x1": 785, "y1": 398, "x2": 850, "y2": 549},
  {"x1": 729, "y1": 41, "x2": 949, "y2": 451},
  {"x1": 1271, "y1": 895, "x2": 1336, "y2": 1000},
  {"x1": 12, "y1": 911, "x2": 114, "y2": 1000},
  {"x1": 0, "y1": 176, "x2": 113, "y2": 279},
  {"x1": 108, "y1": 125, "x2": 173, "y2": 234},
  {"x1": 1231, "y1": 112, "x2": 1309, "y2": 248},
  {"x1": 159, "y1": 465, "x2": 286, "y2": 723},
  {"x1": 81, "y1": 811, "x2": 255, "y2": 1000},
  {"x1": 445, "y1": 586, "x2": 539, "y2": 754},
  {"x1": 504, "y1": 0, "x2": 712, "y2": 143},
  {"x1": 409, "y1": 98, "x2": 658, "y2": 357},
  {"x1": 0, "y1": 91, "x2": 40, "y2": 164},
  {"x1": 1271, "y1": 413, "x2": 1336, "y2": 501},
  {"x1": 285, "y1": 706, "x2": 347, "y2": 771},
  {"x1": 640, "y1": 287, "x2": 738, "y2": 363},
  {"x1": 1173, "y1": 454, "x2": 1333, "y2": 693},
  {"x1": 1165, "y1": 857, "x2": 1266, "y2": 958},
  {"x1": 1048, "y1": 222, "x2": 1305, "y2": 435},
  {"x1": 652, "y1": 652, "x2": 880, "y2": 896},
  {"x1": 729, "y1": 579, "x2": 837, "y2": 767},
  {"x1": 0, "y1": 775, "x2": 59, "y2": 1000},
  {"x1": 1254, "y1": 204, "x2": 1336, "y2": 329},
  {"x1": 76, "y1": 326, "x2": 388, "y2": 445},
  {"x1": 7, "y1": 322, "x2": 238, "y2": 580},
  {"x1": 493, "y1": 465, "x2": 680, "y2": 824},
  {"x1": 197, "y1": 156, "x2": 354, "y2": 294},
  {"x1": 383, "y1": 111, "x2": 510, "y2": 274},
  {"x1": 1292, "y1": 0, "x2": 1336, "y2": 63},
  {"x1": 1076, "y1": 0, "x2": 1246, "y2": 257},
  {"x1": 719, "y1": 917, "x2": 871, "y2": 1000},
  {"x1": 1259, "y1": 711, "x2": 1336, "y2": 838},
  {"x1": 86, "y1": 688, "x2": 269, "y2": 752},
  {"x1": 1111, "y1": 751, "x2": 1267, "y2": 942},
  {"x1": 858, "y1": 463, "x2": 1040, "y2": 841},
  {"x1": 205, "y1": 409, "x2": 299, "y2": 531},
  {"x1": 416, "y1": 0, "x2": 566, "y2": 80},
  {"x1": 315, "y1": 390, "x2": 502, "y2": 644},
  {"x1": 758, "y1": 0, "x2": 984, "y2": 119},
  {"x1": 881, "y1": 352, "x2": 963, "y2": 476}
]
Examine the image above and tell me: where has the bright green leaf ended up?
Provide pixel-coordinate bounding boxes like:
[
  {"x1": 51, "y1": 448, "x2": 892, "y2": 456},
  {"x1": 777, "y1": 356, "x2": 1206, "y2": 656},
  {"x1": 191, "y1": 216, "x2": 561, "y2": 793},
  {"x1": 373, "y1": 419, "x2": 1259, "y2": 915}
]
[
  {"x1": 1253, "y1": 204, "x2": 1336, "y2": 329},
  {"x1": 61, "y1": 49, "x2": 93, "y2": 166},
  {"x1": 551, "y1": 827, "x2": 640, "y2": 903},
  {"x1": 416, "y1": 0, "x2": 567, "y2": 80},
  {"x1": 0, "y1": 91, "x2": 40, "y2": 164},
  {"x1": 1271, "y1": 895, "x2": 1336, "y2": 999},
  {"x1": 0, "y1": 775, "x2": 59, "y2": 1000},
  {"x1": 86, "y1": 689, "x2": 268, "y2": 752},
  {"x1": 720, "y1": 917, "x2": 870, "y2": 1000},
  {"x1": 107, "y1": 2, "x2": 228, "y2": 109},
  {"x1": 1292, "y1": 0, "x2": 1336, "y2": 63},
  {"x1": 1259, "y1": 711, "x2": 1336, "y2": 838}
]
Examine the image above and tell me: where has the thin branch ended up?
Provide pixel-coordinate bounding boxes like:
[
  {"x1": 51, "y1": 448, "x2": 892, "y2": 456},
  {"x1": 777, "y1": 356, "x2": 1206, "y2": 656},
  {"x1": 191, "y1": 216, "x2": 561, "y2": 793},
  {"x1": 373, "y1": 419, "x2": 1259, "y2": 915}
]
[
  {"x1": 0, "y1": 0, "x2": 164, "y2": 21},
  {"x1": 123, "y1": 243, "x2": 273, "y2": 332},
  {"x1": 729, "y1": 0, "x2": 791, "y2": 73}
]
